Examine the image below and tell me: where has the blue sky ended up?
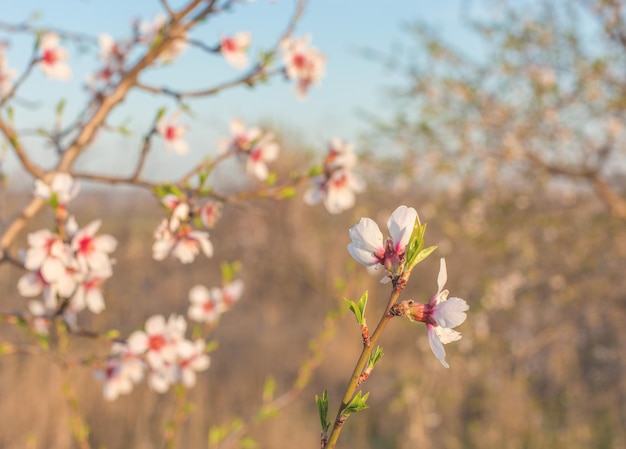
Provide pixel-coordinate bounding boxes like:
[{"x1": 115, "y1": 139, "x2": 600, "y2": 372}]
[{"x1": 0, "y1": 0, "x2": 479, "y2": 182}]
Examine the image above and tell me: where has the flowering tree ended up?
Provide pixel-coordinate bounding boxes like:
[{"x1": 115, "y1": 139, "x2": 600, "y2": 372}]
[
  {"x1": 366, "y1": 0, "x2": 626, "y2": 220},
  {"x1": 0, "y1": 1, "x2": 469, "y2": 448}
]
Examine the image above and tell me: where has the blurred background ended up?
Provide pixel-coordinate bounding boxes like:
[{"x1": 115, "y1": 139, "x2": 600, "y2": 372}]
[{"x1": 1, "y1": 1, "x2": 626, "y2": 448}]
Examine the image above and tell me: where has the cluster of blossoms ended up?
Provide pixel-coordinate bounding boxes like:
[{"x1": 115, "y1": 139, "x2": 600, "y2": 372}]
[
  {"x1": 137, "y1": 13, "x2": 188, "y2": 63},
  {"x1": 347, "y1": 205, "x2": 469, "y2": 367},
  {"x1": 281, "y1": 35, "x2": 326, "y2": 98},
  {"x1": 18, "y1": 174, "x2": 117, "y2": 330},
  {"x1": 96, "y1": 314, "x2": 209, "y2": 400},
  {"x1": 219, "y1": 118, "x2": 280, "y2": 181},
  {"x1": 96, "y1": 279, "x2": 243, "y2": 400},
  {"x1": 39, "y1": 32, "x2": 72, "y2": 80},
  {"x1": 152, "y1": 194, "x2": 221, "y2": 264},
  {"x1": 304, "y1": 138, "x2": 365, "y2": 214},
  {"x1": 188, "y1": 279, "x2": 244, "y2": 324},
  {"x1": 0, "y1": 43, "x2": 16, "y2": 97}
]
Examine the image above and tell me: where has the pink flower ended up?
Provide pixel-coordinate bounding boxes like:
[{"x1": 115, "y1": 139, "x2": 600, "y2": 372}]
[
  {"x1": 405, "y1": 258, "x2": 469, "y2": 368},
  {"x1": 70, "y1": 219, "x2": 117, "y2": 277},
  {"x1": 219, "y1": 118, "x2": 262, "y2": 154},
  {"x1": 39, "y1": 33, "x2": 72, "y2": 80},
  {"x1": 246, "y1": 132, "x2": 279, "y2": 181},
  {"x1": 280, "y1": 35, "x2": 325, "y2": 98},
  {"x1": 176, "y1": 339, "x2": 210, "y2": 387},
  {"x1": 220, "y1": 32, "x2": 252, "y2": 69},
  {"x1": 152, "y1": 219, "x2": 213, "y2": 264},
  {"x1": 188, "y1": 280, "x2": 243, "y2": 324},
  {"x1": 157, "y1": 111, "x2": 189, "y2": 155},
  {"x1": 34, "y1": 173, "x2": 80, "y2": 206},
  {"x1": 95, "y1": 343, "x2": 145, "y2": 401},
  {"x1": 70, "y1": 274, "x2": 107, "y2": 314},
  {"x1": 0, "y1": 47, "x2": 16, "y2": 96},
  {"x1": 347, "y1": 205, "x2": 418, "y2": 282},
  {"x1": 199, "y1": 200, "x2": 222, "y2": 229},
  {"x1": 305, "y1": 169, "x2": 365, "y2": 214}
]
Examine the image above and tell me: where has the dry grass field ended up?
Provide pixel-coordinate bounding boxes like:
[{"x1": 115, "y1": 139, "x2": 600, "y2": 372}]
[{"x1": 0, "y1": 177, "x2": 625, "y2": 449}]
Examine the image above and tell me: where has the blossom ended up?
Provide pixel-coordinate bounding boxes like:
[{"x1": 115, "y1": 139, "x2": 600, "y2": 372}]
[
  {"x1": 218, "y1": 118, "x2": 262, "y2": 154},
  {"x1": 199, "y1": 200, "x2": 222, "y2": 228},
  {"x1": 220, "y1": 32, "x2": 252, "y2": 69},
  {"x1": 152, "y1": 219, "x2": 213, "y2": 263},
  {"x1": 176, "y1": 339, "x2": 211, "y2": 387},
  {"x1": 188, "y1": 280, "x2": 244, "y2": 324},
  {"x1": 70, "y1": 274, "x2": 107, "y2": 314},
  {"x1": 245, "y1": 132, "x2": 279, "y2": 181},
  {"x1": 95, "y1": 343, "x2": 145, "y2": 401},
  {"x1": 305, "y1": 168, "x2": 365, "y2": 214},
  {"x1": 34, "y1": 173, "x2": 80, "y2": 206},
  {"x1": 347, "y1": 205, "x2": 418, "y2": 282},
  {"x1": 70, "y1": 219, "x2": 117, "y2": 277},
  {"x1": 0, "y1": 47, "x2": 16, "y2": 96},
  {"x1": 280, "y1": 35, "x2": 326, "y2": 98},
  {"x1": 39, "y1": 32, "x2": 72, "y2": 80},
  {"x1": 157, "y1": 111, "x2": 188, "y2": 155},
  {"x1": 401, "y1": 258, "x2": 469, "y2": 368},
  {"x1": 127, "y1": 314, "x2": 185, "y2": 369}
]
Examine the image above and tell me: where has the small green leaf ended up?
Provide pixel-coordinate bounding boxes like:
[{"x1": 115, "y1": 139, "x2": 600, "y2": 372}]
[
  {"x1": 367, "y1": 346, "x2": 384, "y2": 369},
  {"x1": 277, "y1": 186, "x2": 297, "y2": 199},
  {"x1": 55, "y1": 99, "x2": 66, "y2": 117},
  {"x1": 155, "y1": 107, "x2": 167, "y2": 122},
  {"x1": 344, "y1": 291, "x2": 368, "y2": 325},
  {"x1": 262, "y1": 376, "x2": 276, "y2": 403},
  {"x1": 315, "y1": 390, "x2": 331, "y2": 432},
  {"x1": 220, "y1": 261, "x2": 242, "y2": 283},
  {"x1": 265, "y1": 171, "x2": 277, "y2": 186},
  {"x1": 307, "y1": 164, "x2": 323, "y2": 177},
  {"x1": 343, "y1": 391, "x2": 370, "y2": 416}
]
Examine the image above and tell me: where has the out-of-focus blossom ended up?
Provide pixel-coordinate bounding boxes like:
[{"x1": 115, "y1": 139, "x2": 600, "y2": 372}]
[
  {"x1": 138, "y1": 13, "x2": 187, "y2": 63},
  {"x1": 152, "y1": 219, "x2": 213, "y2": 263},
  {"x1": 0, "y1": 45, "x2": 17, "y2": 97},
  {"x1": 138, "y1": 13, "x2": 166, "y2": 44},
  {"x1": 220, "y1": 32, "x2": 251, "y2": 69},
  {"x1": 401, "y1": 258, "x2": 469, "y2": 368},
  {"x1": 199, "y1": 200, "x2": 222, "y2": 229},
  {"x1": 127, "y1": 314, "x2": 184, "y2": 370},
  {"x1": 71, "y1": 219, "x2": 117, "y2": 277},
  {"x1": 157, "y1": 111, "x2": 189, "y2": 155},
  {"x1": 70, "y1": 274, "x2": 107, "y2": 314},
  {"x1": 27, "y1": 300, "x2": 51, "y2": 335},
  {"x1": 347, "y1": 205, "x2": 418, "y2": 282},
  {"x1": 280, "y1": 35, "x2": 325, "y2": 98},
  {"x1": 304, "y1": 138, "x2": 365, "y2": 214},
  {"x1": 39, "y1": 33, "x2": 72, "y2": 80},
  {"x1": 188, "y1": 279, "x2": 244, "y2": 324},
  {"x1": 95, "y1": 343, "x2": 145, "y2": 401},
  {"x1": 218, "y1": 118, "x2": 280, "y2": 181},
  {"x1": 218, "y1": 118, "x2": 262, "y2": 154},
  {"x1": 177, "y1": 339, "x2": 210, "y2": 387},
  {"x1": 246, "y1": 132, "x2": 279, "y2": 181},
  {"x1": 305, "y1": 169, "x2": 365, "y2": 214},
  {"x1": 34, "y1": 173, "x2": 80, "y2": 206}
]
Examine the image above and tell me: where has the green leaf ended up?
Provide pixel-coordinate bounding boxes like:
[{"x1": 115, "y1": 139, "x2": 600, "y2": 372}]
[
  {"x1": 277, "y1": 186, "x2": 297, "y2": 199},
  {"x1": 410, "y1": 245, "x2": 438, "y2": 267},
  {"x1": 344, "y1": 291, "x2": 368, "y2": 325},
  {"x1": 262, "y1": 376, "x2": 276, "y2": 403},
  {"x1": 367, "y1": 346, "x2": 384, "y2": 369},
  {"x1": 315, "y1": 390, "x2": 331, "y2": 432},
  {"x1": 220, "y1": 261, "x2": 242, "y2": 283},
  {"x1": 55, "y1": 99, "x2": 66, "y2": 117},
  {"x1": 343, "y1": 391, "x2": 370, "y2": 416}
]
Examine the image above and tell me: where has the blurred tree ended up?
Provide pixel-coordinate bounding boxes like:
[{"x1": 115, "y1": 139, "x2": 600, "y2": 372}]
[{"x1": 366, "y1": 0, "x2": 626, "y2": 219}]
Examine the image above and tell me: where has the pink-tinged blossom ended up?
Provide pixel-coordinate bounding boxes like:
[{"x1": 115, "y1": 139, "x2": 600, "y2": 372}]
[
  {"x1": 218, "y1": 118, "x2": 262, "y2": 154},
  {"x1": 188, "y1": 280, "x2": 243, "y2": 324},
  {"x1": 220, "y1": 32, "x2": 252, "y2": 69},
  {"x1": 246, "y1": 133, "x2": 279, "y2": 181},
  {"x1": 0, "y1": 47, "x2": 16, "y2": 96},
  {"x1": 27, "y1": 300, "x2": 51, "y2": 335},
  {"x1": 347, "y1": 205, "x2": 418, "y2": 282},
  {"x1": 95, "y1": 343, "x2": 145, "y2": 401},
  {"x1": 160, "y1": 195, "x2": 191, "y2": 232},
  {"x1": 39, "y1": 32, "x2": 72, "y2": 80},
  {"x1": 305, "y1": 169, "x2": 365, "y2": 214},
  {"x1": 199, "y1": 200, "x2": 222, "y2": 229},
  {"x1": 138, "y1": 13, "x2": 166, "y2": 44},
  {"x1": 177, "y1": 339, "x2": 210, "y2": 387},
  {"x1": 127, "y1": 314, "x2": 183, "y2": 370},
  {"x1": 403, "y1": 258, "x2": 469, "y2": 368},
  {"x1": 34, "y1": 173, "x2": 80, "y2": 206},
  {"x1": 71, "y1": 219, "x2": 117, "y2": 277},
  {"x1": 157, "y1": 111, "x2": 189, "y2": 155},
  {"x1": 280, "y1": 35, "x2": 326, "y2": 98},
  {"x1": 70, "y1": 274, "x2": 107, "y2": 314},
  {"x1": 304, "y1": 138, "x2": 364, "y2": 214},
  {"x1": 152, "y1": 220, "x2": 213, "y2": 264}
]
